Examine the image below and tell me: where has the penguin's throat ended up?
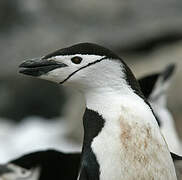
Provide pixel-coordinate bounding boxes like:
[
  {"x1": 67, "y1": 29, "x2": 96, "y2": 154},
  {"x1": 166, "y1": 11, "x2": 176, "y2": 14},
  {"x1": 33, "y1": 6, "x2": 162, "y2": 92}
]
[
  {"x1": 83, "y1": 90, "x2": 160, "y2": 146},
  {"x1": 84, "y1": 89, "x2": 145, "y2": 121},
  {"x1": 83, "y1": 93, "x2": 172, "y2": 180}
]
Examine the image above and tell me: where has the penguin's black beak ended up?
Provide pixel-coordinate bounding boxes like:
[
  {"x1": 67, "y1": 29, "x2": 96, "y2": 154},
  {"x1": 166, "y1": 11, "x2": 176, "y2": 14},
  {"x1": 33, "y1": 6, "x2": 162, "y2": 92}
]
[
  {"x1": 19, "y1": 58, "x2": 68, "y2": 77},
  {"x1": 0, "y1": 164, "x2": 12, "y2": 175}
]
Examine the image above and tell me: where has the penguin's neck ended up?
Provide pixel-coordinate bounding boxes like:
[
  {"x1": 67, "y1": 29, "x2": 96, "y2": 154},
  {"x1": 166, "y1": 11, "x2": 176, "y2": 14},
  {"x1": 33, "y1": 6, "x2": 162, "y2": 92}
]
[
  {"x1": 83, "y1": 86, "x2": 152, "y2": 137},
  {"x1": 84, "y1": 87, "x2": 149, "y2": 123},
  {"x1": 80, "y1": 87, "x2": 162, "y2": 180},
  {"x1": 80, "y1": 88, "x2": 131, "y2": 180}
]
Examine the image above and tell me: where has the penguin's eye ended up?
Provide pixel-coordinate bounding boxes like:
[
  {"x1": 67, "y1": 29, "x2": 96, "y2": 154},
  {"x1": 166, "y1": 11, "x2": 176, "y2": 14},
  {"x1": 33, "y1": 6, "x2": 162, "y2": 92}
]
[{"x1": 71, "y1": 56, "x2": 82, "y2": 64}]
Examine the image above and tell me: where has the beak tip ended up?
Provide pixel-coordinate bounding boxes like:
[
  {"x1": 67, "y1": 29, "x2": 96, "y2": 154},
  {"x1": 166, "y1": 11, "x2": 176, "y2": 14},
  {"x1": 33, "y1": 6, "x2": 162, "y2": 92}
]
[
  {"x1": 19, "y1": 60, "x2": 32, "y2": 68},
  {"x1": 19, "y1": 69, "x2": 24, "y2": 74},
  {"x1": 19, "y1": 63, "x2": 24, "y2": 68},
  {"x1": 18, "y1": 58, "x2": 67, "y2": 77}
]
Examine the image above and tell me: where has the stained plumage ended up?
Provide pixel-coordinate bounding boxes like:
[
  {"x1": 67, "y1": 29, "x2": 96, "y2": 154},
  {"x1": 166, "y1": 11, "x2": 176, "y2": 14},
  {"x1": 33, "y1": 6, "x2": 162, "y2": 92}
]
[
  {"x1": 18, "y1": 43, "x2": 177, "y2": 179},
  {"x1": 1, "y1": 61, "x2": 181, "y2": 179}
]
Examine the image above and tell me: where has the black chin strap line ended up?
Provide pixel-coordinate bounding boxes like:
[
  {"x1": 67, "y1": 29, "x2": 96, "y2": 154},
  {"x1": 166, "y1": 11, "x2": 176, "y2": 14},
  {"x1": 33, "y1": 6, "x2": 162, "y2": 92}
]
[{"x1": 59, "y1": 56, "x2": 107, "y2": 84}]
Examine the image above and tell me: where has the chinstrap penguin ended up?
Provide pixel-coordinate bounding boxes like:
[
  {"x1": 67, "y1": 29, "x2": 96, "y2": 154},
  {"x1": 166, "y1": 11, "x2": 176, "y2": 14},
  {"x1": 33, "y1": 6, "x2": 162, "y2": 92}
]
[
  {"x1": 19, "y1": 43, "x2": 177, "y2": 180},
  {"x1": 1, "y1": 65, "x2": 182, "y2": 180}
]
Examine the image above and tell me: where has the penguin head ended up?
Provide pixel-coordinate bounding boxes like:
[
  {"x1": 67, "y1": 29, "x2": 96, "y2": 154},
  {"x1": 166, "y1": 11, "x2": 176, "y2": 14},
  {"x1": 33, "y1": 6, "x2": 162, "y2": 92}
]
[
  {"x1": 19, "y1": 43, "x2": 142, "y2": 95},
  {"x1": 0, "y1": 164, "x2": 40, "y2": 180}
]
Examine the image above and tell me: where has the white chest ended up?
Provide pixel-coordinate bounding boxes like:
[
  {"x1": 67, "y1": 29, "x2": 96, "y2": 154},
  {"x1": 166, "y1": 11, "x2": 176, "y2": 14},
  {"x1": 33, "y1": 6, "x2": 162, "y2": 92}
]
[{"x1": 90, "y1": 101, "x2": 176, "y2": 180}]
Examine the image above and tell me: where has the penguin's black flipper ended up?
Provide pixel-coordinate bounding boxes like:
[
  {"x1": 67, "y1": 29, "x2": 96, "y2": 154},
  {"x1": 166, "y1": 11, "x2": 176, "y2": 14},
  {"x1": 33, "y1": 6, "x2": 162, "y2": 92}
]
[
  {"x1": 162, "y1": 63, "x2": 176, "y2": 82},
  {"x1": 138, "y1": 73, "x2": 159, "y2": 99},
  {"x1": 138, "y1": 63, "x2": 176, "y2": 100},
  {"x1": 171, "y1": 152, "x2": 182, "y2": 161}
]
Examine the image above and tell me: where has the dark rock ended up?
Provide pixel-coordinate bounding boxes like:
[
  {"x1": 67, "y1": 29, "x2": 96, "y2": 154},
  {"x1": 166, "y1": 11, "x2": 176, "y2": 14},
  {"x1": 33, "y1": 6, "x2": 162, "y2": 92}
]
[
  {"x1": 0, "y1": 75, "x2": 66, "y2": 121},
  {"x1": 0, "y1": 0, "x2": 30, "y2": 33}
]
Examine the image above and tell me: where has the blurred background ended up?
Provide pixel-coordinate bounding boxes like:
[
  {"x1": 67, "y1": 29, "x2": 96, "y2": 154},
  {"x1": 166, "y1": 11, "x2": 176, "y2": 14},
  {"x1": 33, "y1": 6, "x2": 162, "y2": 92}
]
[{"x1": 0, "y1": 0, "x2": 182, "y2": 163}]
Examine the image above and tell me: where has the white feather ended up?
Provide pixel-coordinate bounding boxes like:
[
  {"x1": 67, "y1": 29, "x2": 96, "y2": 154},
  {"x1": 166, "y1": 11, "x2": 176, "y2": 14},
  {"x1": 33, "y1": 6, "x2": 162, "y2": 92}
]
[{"x1": 79, "y1": 60, "x2": 177, "y2": 179}]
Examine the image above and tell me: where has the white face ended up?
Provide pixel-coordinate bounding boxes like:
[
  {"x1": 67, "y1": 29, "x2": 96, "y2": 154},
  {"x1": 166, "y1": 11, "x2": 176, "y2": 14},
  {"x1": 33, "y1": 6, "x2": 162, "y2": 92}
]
[
  {"x1": 39, "y1": 54, "x2": 124, "y2": 92},
  {"x1": 0, "y1": 164, "x2": 40, "y2": 180}
]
